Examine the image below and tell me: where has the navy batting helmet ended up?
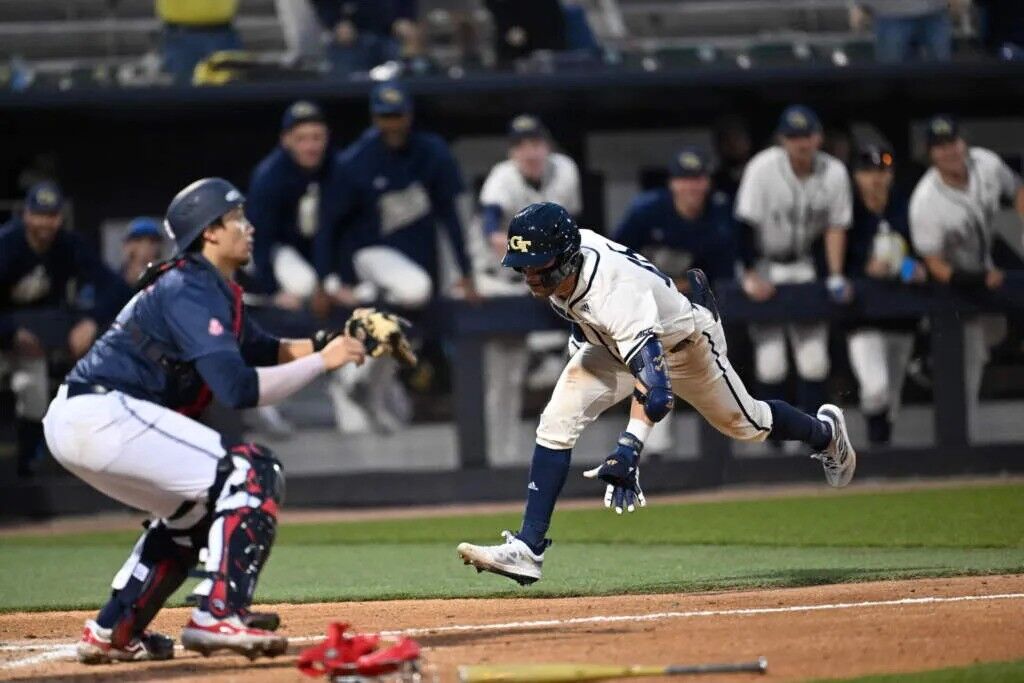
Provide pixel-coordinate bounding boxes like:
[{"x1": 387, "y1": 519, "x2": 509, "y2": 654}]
[
  {"x1": 164, "y1": 178, "x2": 245, "y2": 254},
  {"x1": 503, "y1": 202, "x2": 581, "y2": 290}
]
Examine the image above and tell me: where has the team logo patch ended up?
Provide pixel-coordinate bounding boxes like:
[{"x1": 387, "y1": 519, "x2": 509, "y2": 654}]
[
  {"x1": 511, "y1": 115, "x2": 538, "y2": 132},
  {"x1": 208, "y1": 318, "x2": 225, "y2": 336},
  {"x1": 508, "y1": 235, "x2": 532, "y2": 252},
  {"x1": 931, "y1": 119, "x2": 953, "y2": 136},
  {"x1": 787, "y1": 111, "x2": 809, "y2": 130},
  {"x1": 381, "y1": 87, "x2": 404, "y2": 104},
  {"x1": 225, "y1": 190, "x2": 242, "y2": 202},
  {"x1": 36, "y1": 188, "x2": 59, "y2": 208},
  {"x1": 679, "y1": 151, "x2": 701, "y2": 170}
]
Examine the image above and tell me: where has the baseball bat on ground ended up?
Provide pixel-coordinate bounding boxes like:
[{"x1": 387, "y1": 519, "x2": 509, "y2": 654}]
[{"x1": 458, "y1": 657, "x2": 768, "y2": 682}]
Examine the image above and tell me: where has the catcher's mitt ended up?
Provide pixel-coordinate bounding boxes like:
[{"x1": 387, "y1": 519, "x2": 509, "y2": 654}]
[{"x1": 344, "y1": 308, "x2": 417, "y2": 367}]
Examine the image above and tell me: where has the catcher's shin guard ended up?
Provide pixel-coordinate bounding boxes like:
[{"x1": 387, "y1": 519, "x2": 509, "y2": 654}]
[
  {"x1": 193, "y1": 443, "x2": 284, "y2": 617},
  {"x1": 96, "y1": 521, "x2": 200, "y2": 648}
]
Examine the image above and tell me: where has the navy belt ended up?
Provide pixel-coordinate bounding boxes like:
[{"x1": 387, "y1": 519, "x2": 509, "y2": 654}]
[{"x1": 66, "y1": 382, "x2": 111, "y2": 398}]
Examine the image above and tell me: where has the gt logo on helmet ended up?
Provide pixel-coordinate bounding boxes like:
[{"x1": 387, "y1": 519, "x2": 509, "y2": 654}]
[{"x1": 508, "y1": 236, "x2": 533, "y2": 253}]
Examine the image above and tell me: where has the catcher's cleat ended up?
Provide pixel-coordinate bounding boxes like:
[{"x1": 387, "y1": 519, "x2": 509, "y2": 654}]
[
  {"x1": 239, "y1": 608, "x2": 281, "y2": 632},
  {"x1": 181, "y1": 611, "x2": 287, "y2": 659},
  {"x1": 457, "y1": 531, "x2": 544, "y2": 586},
  {"x1": 77, "y1": 619, "x2": 174, "y2": 664},
  {"x1": 812, "y1": 404, "x2": 857, "y2": 488}
]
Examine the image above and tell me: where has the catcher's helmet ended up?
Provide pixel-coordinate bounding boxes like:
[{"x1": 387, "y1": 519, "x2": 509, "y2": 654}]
[
  {"x1": 164, "y1": 177, "x2": 245, "y2": 254},
  {"x1": 503, "y1": 202, "x2": 582, "y2": 291}
]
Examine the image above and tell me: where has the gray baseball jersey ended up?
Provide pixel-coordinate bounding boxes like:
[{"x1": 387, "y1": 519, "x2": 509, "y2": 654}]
[
  {"x1": 734, "y1": 146, "x2": 852, "y2": 260},
  {"x1": 909, "y1": 147, "x2": 1021, "y2": 272}
]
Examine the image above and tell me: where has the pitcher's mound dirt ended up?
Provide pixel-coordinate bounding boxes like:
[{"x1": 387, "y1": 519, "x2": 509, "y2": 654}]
[{"x1": 2, "y1": 575, "x2": 1023, "y2": 682}]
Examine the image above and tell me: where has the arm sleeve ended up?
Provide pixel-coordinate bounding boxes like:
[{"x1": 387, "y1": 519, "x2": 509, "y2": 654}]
[
  {"x1": 255, "y1": 352, "x2": 327, "y2": 406},
  {"x1": 432, "y1": 144, "x2": 472, "y2": 275},
  {"x1": 245, "y1": 171, "x2": 284, "y2": 295},
  {"x1": 241, "y1": 313, "x2": 281, "y2": 367},
  {"x1": 908, "y1": 194, "x2": 944, "y2": 256},
  {"x1": 195, "y1": 351, "x2": 259, "y2": 409},
  {"x1": 733, "y1": 163, "x2": 766, "y2": 226},
  {"x1": 480, "y1": 204, "x2": 504, "y2": 235},
  {"x1": 316, "y1": 158, "x2": 355, "y2": 279},
  {"x1": 828, "y1": 167, "x2": 854, "y2": 228},
  {"x1": 610, "y1": 199, "x2": 650, "y2": 248},
  {"x1": 737, "y1": 219, "x2": 759, "y2": 269}
]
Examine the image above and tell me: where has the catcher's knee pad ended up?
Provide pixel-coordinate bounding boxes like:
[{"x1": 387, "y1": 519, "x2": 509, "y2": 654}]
[
  {"x1": 100, "y1": 521, "x2": 199, "y2": 647},
  {"x1": 196, "y1": 443, "x2": 283, "y2": 617}
]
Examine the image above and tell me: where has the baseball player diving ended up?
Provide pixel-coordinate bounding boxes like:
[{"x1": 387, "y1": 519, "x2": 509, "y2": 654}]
[
  {"x1": 41, "y1": 178, "x2": 411, "y2": 664},
  {"x1": 457, "y1": 202, "x2": 856, "y2": 585}
]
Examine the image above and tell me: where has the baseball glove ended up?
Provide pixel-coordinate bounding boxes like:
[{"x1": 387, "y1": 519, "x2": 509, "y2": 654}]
[{"x1": 344, "y1": 308, "x2": 417, "y2": 367}]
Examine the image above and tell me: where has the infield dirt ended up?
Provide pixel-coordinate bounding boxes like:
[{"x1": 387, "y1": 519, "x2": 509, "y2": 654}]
[{"x1": 2, "y1": 574, "x2": 1022, "y2": 682}]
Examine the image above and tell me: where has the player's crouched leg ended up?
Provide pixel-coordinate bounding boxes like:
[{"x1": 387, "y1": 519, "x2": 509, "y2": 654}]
[{"x1": 183, "y1": 442, "x2": 288, "y2": 659}]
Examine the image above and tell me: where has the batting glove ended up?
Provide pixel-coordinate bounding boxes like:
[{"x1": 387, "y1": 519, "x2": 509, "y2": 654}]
[
  {"x1": 826, "y1": 274, "x2": 853, "y2": 304},
  {"x1": 583, "y1": 432, "x2": 647, "y2": 514}
]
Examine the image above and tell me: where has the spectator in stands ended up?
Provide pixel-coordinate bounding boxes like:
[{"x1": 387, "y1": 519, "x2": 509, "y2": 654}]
[
  {"x1": 909, "y1": 115, "x2": 1024, "y2": 428},
  {"x1": 712, "y1": 115, "x2": 752, "y2": 198},
  {"x1": 318, "y1": 80, "x2": 477, "y2": 433},
  {"x1": 120, "y1": 217, "x2": 165, "y2": 286},
  {"x1": 311, "y1": 0, "x2": 422, "y2": 73},
  {"x1": 849, "y1": 0, "x2": 967, "y2": 63},
  {"x1": 157, "y1": 0, "x2": 242, "y2": 84},
  {"x1": 484, "y1": 0, "x2": 567, "y2": 67},
  {"x1": 612, "y1": 146, "x2": 738, "y2": 455},
  {"x1": 246, "y1": 101, "x2": 333, "y2": 313},
  {"x1": 475, "y1": 114, "x2": 582, "y2": 463},
  {"x1": 845, "y1": 143, "x2": 926, "y2": 446},
  {"x1": 975, "y1": 0, "x2": 1024, "y2": 60},
  {"x1": 734, "y1": 105, "x2": 852, "y2": 426},
  {"x1": 0, "y1": 183, "x2": 110, "y2": 477}
]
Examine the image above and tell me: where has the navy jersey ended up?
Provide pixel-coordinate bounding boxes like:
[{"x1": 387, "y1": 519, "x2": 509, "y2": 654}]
[
  {"x1": 0, "y1": 218, "x2": 114, "y2": 316},
  {"x1": 317, "y1": 127, "x2": 471, "y2": 284},
  {"x1": 845, "y1": 190, "x2": 913, "y2": 277},
  {"x1": 245, "y1": 146, "x2": 333, "y2": 294},
  {"x1": 612, "y1": 188, "x2": 738, "y2": 285},
  {"x1": 68, "y1": 255, "x2": 280, "y2": 415}
]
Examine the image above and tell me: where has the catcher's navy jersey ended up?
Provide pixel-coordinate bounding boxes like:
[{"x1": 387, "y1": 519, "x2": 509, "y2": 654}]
[
  {"x1": 318, "y1": 127, "x2": 471, "y2": 283},
  {"x1": 67, "y1": 255, "x2": 279, "y2": 415},
  {"x1": 845, "y1": 191, "x2": 912, "y2": 277},
  {"x1": 611, "y1": 188, "x2": 738, "y2": 284},
  {"x1": 245, "y1": 146, "x2": 333, "y2": 294}
]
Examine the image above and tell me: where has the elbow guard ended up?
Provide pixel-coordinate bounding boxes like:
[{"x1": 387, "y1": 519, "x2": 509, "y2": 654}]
[{"x1": 628, "y1": 337, "x2": 673, "y2": 422}]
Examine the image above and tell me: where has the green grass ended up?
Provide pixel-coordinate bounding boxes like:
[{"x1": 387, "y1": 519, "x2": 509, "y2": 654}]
[
  {"x1": 0, "y1": 483, "x2": 1022, "y2": 612},
  {"x1": 820, "y1": 659, "x2": 1024, "y2": 682}
]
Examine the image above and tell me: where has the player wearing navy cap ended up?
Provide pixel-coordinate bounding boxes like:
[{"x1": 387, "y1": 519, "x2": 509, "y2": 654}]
[
  {"x1": 317, "y1": 80, "x2": 477, "y2": 433},
  {"x1": 846, "y1": 143, "x2": 925, "y2": 445},
  {"x1": 0, "y1": 182, "x2": 114, "y2": 477},
  {"x1": 612, "y1": 146, "x2": 740, "y2": 455},
  {"x1": 42, "y1": 177, "x2": 367, "y2": 663},
  {"x1": 121, "y1": 217, "x2": 165, "y2": 285},
  {"x1": 734, "y1": 105, "x2": 853, "y2": 419},
  {"x1": 909, "y1": 114, "x2": 1024, "y2": 426},
  {"x1": 246, "y1": 100, "x2": 333, "y2": 311}
]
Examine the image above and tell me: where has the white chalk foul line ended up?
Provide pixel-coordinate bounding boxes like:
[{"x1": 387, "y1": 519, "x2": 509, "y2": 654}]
[{"x1": 2, "y1": 592, "x2": 1022, "y2": 671}]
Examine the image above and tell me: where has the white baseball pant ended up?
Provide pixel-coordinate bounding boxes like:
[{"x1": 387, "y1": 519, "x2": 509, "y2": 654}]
[
  {"x1": 272, "y1": 245, "x2": 319, "y2": 298},
  {"x1": 536, "y1": 305, "x2": 772, "y2": 450},
  {"x1": 42, "y1": 385, "x2": 223, "y2": 519},
  {"x1": 352, "y1": 246, "x2": 433, "y2": 308},
  {"x1": 2, "y1": 354, "x2": 49, "y2": 420},
  {"x1": 847, "y1": 329, "x2": 915, "y2": 417}
]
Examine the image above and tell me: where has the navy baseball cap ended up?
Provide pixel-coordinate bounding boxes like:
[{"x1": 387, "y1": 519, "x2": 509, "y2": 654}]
[
  {"x1": 281, "y1": 100, "x2": 325, "y2": 131},
  {"x1": 777, "y1": 105, "x2": 822, "y2": 138},
  {"x1": 124, "y1": 217, "x2": 163, "y2": 242},
  {"x1": 25, "y1": 181, "x2": 64, "y2": 214},
  {"x1": 854, "y1": 142, "x2": 895, "y2": 171},
  {"x1": 508, "y1": 114, "x2": 550, "y2": 143},
  {"x1": 668, "y1": 146, "x2": 710, "y2": 178},
  {"x1": 370, "y1": 81, "x2": 412, "y2": 116},
  {"x1": 926, "y1": 114, "x2": 960, "y2": 147}
]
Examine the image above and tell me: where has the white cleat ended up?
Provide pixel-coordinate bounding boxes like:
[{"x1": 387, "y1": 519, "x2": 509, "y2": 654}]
[
  {"x1": 181, "y1": 611, "x2": 287, "y2": 660},
  {"x1": 77, "y1": 619, "x2": 175, "y2": 664},
  {"x1": 457, "y1": 531, "x2": 544, "y2": 586},
  {"x1": 813, "y1": 404, "x2": 857, "y2": 488}
]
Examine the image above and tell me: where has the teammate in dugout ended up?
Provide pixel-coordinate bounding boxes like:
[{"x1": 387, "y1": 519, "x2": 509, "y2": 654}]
[
  {"x1": 457, "y1": 202, "x2": 856, "y2": 585},
  {"x1": 908, "y1": 114, "x2": 1024, "y2": 425},
  {"x1": 734, "y1": 105, "x2": 853, "y2": 417},
  {"x1": 845, "y1": 143, "x2": 927, "y2": 445},
  {"x1": 612, "y1": 146, "x2": 739, "y2": 455},
  {"x1": 0, "y1": 182, "x2": 116, "y2": 477},
  {"x1": 40, "y1": 178, "x2": 384, "y2": 663}
]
